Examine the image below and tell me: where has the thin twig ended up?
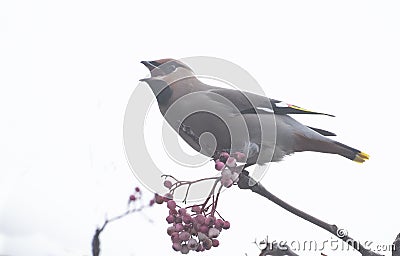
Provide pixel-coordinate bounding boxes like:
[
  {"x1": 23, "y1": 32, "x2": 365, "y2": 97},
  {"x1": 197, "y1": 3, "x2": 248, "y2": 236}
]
[{"x1": 91, "y1": 204, "x2": 149, "y2": 256}]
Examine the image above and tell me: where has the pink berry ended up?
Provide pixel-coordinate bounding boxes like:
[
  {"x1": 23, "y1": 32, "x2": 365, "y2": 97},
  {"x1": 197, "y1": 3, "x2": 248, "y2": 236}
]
[
  {"x1": 189, "y1": 227, "x2": 197, "y2": 235},
  {"x1": 167, "y1": 226, "x2": 176, "y2": 235},
  {"x1": 178, "y1": 231, "x2": 191, "y2": 241},
  {"x1": 178, "y1": 208, "x2": 187, "y2": 215},
  {"x1": 215, "y1": 219, "x2": 224, "y2": 229},
  {"x1": 172, "y1": 242, "x2": 182, "y2": 251},
  {"x1": 223, "y1": 221, "x2": 230, "y2": 229},
  {"x1": 226, "y1": 157, "x2": 237, "y2": 167},
  {"x1": 163, "y1": 180, "x2": 173, "y2": 189},
  {"x1": 191, "y1": 206, "x2": 201, "y2": 213},
  {"x1": 155, "y1": 194, "x2": 163, "y2": 204},
  {"x1": 166, "y1": 215, "x2": 175, "y2": 224},
  {"x1": 184, "y1": 224, "x2": 192, "y2": 232},
  {"x1": 215, "y1": 161, "x2": 225, "y2": 171},
  {"x1": 135, "y1": 187, "x2": 140, "y2": 192},
  {"x1": 129, "y1": 195, "x2": 136, "y2": 201},
  {"x1": 193, "y1": 223, "x2": 201, "y2": 232},
  {"x1": 199, "y1": 225, "x2": 209, "y2": 234},
  {"x1": 182, "y1": 214, "x2": 192, "y2": 224},
  {"x1": 155, "y1": 194, "x2": 164, "y2": 204},
  {"x1": 212, "y1": 239, "x2": 220, "y2": 247},
  {"x1": 175, "y1": 223, "x2": 184, "y2": 232},
  {"x1": 208, "y1": 227, "x2": 220, "y2": 238},
  {"x1": 175, "y1": 216, "x2": 182, "y2": 223},
  {"x1": 169, "y1": 209, "x2": 177, "y2": 215},
  {"x1": 167, "y1": 200, "x2": 176, "y2": 210},
  {"x1": 171, "y1": 232, "x2": 180, "y2": 243},
  {"x1": 195, "y1": 215, "x2": 205, "y2": 225},
  {"x1": 180, "y1": 244, "x2": 190, "y2": 254},
  {"x1": 205, "y1": 216, "x2": 215, "y2": 226}
]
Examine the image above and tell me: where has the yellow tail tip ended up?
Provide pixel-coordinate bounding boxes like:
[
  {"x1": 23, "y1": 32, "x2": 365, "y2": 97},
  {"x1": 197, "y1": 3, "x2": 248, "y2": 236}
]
[{"x1": 353, "y1": 152, "x2": 370, "y2": 163}]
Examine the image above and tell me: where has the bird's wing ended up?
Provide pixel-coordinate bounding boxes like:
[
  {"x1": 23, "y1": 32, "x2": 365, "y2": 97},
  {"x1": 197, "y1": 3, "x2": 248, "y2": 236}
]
[{"x1": 207, "y1": 88, "x2": 335, "y2": 117}]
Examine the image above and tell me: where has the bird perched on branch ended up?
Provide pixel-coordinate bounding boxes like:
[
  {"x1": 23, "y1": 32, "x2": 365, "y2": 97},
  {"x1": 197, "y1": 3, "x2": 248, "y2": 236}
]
[{"x1": 140, "y1": 58, "x2": 369, "y2": 167}]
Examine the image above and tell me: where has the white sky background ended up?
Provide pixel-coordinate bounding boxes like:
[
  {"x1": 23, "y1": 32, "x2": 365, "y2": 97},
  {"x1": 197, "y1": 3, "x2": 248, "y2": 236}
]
[{"x1": 1, "y1": 1, "x2": 399, "y2": 255}]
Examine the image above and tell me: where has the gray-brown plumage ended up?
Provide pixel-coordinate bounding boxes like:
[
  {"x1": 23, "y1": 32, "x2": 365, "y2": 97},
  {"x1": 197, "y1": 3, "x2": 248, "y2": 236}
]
[{"x1": 140, "y1": 58, "x2": 369, "y2": 166}]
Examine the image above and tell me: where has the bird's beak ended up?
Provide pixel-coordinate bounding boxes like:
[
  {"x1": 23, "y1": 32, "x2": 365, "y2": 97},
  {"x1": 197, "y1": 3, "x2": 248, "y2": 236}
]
[{"x1": 140, "y1": 60, "x2": 160, "y2": 71}]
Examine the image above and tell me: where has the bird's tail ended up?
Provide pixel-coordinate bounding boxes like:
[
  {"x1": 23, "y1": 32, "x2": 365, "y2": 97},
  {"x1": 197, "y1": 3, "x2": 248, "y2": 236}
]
[
  {"x1": 332, "y1": 141, "x2": 370, "y2": 163},
  {"x1": 294, "y1": 134, "x2": 370, "y2": 163}
]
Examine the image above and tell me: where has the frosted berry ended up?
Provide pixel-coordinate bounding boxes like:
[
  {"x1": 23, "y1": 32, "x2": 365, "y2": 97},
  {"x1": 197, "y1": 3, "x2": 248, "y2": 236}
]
[
  {"x1": 221, "y1": 168, "x2": 232, "y2": 179},
  {"x1": 163, "y1": 180, "x2": 173, "y2": 189},
  {"x1": 196, "y1": 244, "x2": 204, "y2": 252},
  {"x1": 202, "y1": 238, "x2": 212, "y2": 250},
  {"x1": 163, "y1": 193, "x2": 173, "y2": 202},
  {"x1": 234, "y1": 152, "x2": 246, "y2": 162},
  {"x1": 205, "y1": 216, "x2": 215, "y2": 226},
  {"x1": 208, "y1": 227, "x2": 220, "y2": 238},
  {"x1": 178, "y1": 231, "x2": 190, "y2": 241},
  {"x1": 231, "y1": 172, "x2": 240, "y2": 182},
  {"x1": 226, "y1": 157, "x2": 237, "y2": 167},
  {"x1": 135, "y1": 187, "x2": 140, "y2": 192},
  {"x1": 187, "y1": 238, "x2": 198, "y2": 250},
  {"x1": 221, "y1": 177, "x2": 233, "y2": 188},
  {"x1": 129, "y1": 195, "x2": 136, "y2": 201},
  {"x1": 167, "y1": 200, "x2": 177, "y2": 210},
  {"x1": 197, "y1": 232, "x2": 207, "y2": 241},
  {"x1": 180, "y1": 244, "x2": 190, "y2": 254}
]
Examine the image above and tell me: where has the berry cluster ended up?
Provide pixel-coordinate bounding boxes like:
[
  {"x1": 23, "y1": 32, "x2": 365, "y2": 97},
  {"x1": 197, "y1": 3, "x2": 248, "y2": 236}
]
[
  {"x1": 155, "y1": 193, "x2": 230, "y2": 254},
  {"x1": 214, "y1": 152, "x2": 245, "y2": 188},
  {"x1": 154, "y1": 151, "x2": 245, "y2": 253},
  {"x1": 128, "y1": 186, "x2": 142, "y2": 203}
]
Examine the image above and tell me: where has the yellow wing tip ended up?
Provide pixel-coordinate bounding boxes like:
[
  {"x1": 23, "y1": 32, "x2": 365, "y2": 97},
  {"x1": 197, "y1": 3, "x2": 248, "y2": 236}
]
[{"x1": 353, "y1": 152, "x2": 370, "y2": 163}]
